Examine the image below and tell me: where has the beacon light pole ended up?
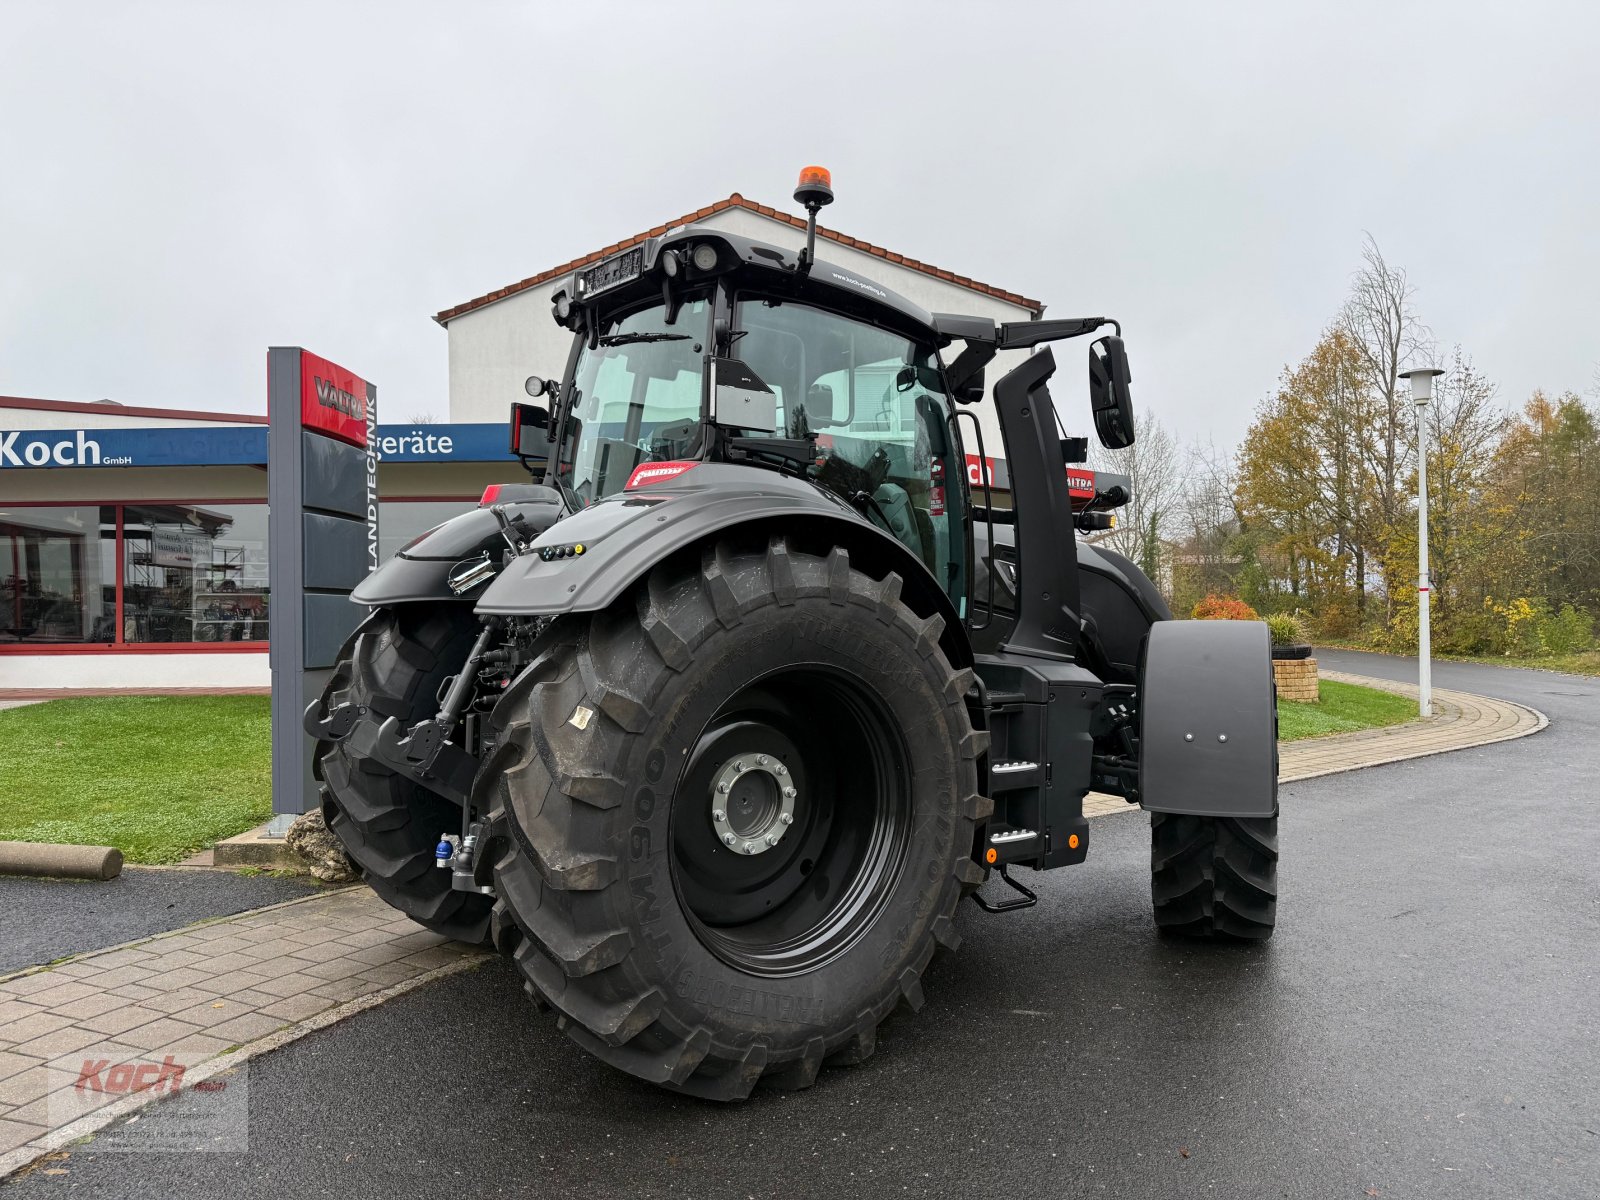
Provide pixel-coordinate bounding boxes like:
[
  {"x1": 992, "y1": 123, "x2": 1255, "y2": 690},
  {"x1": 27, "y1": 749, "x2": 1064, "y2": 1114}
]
[{"x1": 1399, "y1": 366, "x2": 1444, "y2": 717}]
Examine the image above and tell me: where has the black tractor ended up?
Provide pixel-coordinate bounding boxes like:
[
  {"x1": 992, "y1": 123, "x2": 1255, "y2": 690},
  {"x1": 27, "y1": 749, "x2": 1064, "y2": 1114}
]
[{"x1": 308, "y1": 168, "x2": 1279, "y2": 1101}]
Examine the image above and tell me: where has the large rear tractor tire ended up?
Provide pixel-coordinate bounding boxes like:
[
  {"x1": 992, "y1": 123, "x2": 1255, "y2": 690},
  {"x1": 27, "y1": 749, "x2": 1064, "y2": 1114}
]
[
  {"x1": 1150, "y1": 812, "x2": 1277, "y2": 940},
  {"x1": 314, "y1": 605, "x2": 493, "y2": 944},
  {"x1": 478, "y1": 538, "x2": 988, "y2": 1100}
]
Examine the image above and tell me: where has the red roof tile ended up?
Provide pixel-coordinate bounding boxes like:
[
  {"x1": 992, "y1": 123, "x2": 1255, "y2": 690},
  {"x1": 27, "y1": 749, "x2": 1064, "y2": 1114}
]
[{"x1": 433, "y1": 195, "x2": 1042, "y2": 325}]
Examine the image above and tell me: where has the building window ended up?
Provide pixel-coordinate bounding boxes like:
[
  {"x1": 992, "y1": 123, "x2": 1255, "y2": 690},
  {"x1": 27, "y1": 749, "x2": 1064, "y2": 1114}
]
[
  {"x1": 0, "y1": 506, "x2": 117, "y2": 643},
  {"x1": 0, "y1": 502, "x2": 268, "y2": 651},
  {"x1": 122, "y1": 504, "x2": 270, "y2": 644},
  {"x1": 0, "y1": 497, "x2": 483, "y2": 653}
]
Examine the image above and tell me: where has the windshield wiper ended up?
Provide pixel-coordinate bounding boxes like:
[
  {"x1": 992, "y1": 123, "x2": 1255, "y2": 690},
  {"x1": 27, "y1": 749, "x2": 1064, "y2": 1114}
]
[{"x1": 596, "y1": 332, "x2": 691, "y2": 347}]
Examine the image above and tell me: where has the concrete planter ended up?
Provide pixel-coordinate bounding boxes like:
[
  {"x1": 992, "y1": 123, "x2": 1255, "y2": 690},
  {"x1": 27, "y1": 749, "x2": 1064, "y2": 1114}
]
[{"x1": 1272, "y1": 653, "x2": 1319, "y2": 702}]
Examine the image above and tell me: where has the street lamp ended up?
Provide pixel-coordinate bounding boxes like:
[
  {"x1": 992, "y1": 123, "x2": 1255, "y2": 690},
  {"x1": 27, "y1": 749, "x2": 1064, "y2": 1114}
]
[{"x1": 1400, "y1": 367, "x2": 1445, "y2": 717}]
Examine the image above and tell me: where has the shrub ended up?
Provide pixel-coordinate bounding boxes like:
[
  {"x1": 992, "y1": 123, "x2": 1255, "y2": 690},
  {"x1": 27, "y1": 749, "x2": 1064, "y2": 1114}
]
[
  {"x1": 1538, "y1": 604, "x2": 1595, "y2": 656},
  {"x1": 1313, "y1": 597, "x2": 1360, "y2": 641},
  {"x1": 1264, "y1": 612, "x2": 1307, "y2": 647},
  {"x1": 1191, "y1": 594, "x2": 1260, "y2": 621},
  {"x1": 1486, "y1": 596, "x2": 1546, "y2": 657}
]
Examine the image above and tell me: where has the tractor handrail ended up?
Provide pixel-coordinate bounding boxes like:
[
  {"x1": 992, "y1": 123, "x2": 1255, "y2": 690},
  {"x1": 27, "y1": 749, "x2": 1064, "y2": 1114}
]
[{"x1": 956, "y1": 408, "x2": 997, "y2": 632}]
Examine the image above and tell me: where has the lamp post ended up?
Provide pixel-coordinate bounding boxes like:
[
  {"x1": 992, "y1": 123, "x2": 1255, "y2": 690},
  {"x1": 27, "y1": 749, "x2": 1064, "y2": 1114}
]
[{"x1": 1400, "y1": 367, "x2": 1444, "y2": 717}]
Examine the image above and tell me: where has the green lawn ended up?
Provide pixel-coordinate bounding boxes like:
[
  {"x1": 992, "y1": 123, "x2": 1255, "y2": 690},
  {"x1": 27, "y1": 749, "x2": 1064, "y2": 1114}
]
[
  {"x1": 1276, "y1": 678, "x2": 1418, "y2": 741},
  {"x1": 0, "y1": 683, "x2": 1411, "y2": 864},
  {"x1": 0, "y1": 696, "x2": 271, "y2": 865}
]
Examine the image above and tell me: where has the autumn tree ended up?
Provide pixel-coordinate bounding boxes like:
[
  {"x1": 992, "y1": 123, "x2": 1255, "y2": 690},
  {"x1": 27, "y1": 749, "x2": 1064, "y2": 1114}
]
[{"x1": 1235, "y1": 329, "x2": 1375, "y2": 628}]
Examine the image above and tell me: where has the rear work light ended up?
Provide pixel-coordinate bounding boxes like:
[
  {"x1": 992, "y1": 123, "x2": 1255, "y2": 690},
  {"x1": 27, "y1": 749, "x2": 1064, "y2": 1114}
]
[
  {"x1": 479, "y1": 484, "x2": 505, "y2": 506},
  {"x1": 625, "y1": 461, "x2": 698, "y2": 490}
]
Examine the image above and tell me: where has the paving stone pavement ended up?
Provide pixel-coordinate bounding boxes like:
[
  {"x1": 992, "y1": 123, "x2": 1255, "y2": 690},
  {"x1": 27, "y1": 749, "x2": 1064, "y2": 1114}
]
[
  {"x1": 0, "y1": 887, "x2": 485, "y2": 1165},
  {"x1": 0, "y1": 672, "x2": 1545, "y2": 1171}
]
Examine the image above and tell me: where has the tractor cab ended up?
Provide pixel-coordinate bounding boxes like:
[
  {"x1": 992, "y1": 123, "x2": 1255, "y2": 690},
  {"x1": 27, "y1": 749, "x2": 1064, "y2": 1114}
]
[{"x1": 511, "y1": 203, "x2": 977, "y2": 611}]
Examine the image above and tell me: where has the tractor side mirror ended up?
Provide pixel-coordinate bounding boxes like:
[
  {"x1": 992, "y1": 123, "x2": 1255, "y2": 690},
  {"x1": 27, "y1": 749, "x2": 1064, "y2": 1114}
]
[
  {"x1": 1088, "y1": 336, "x2": 1135, "y2": 449},
  {"x1": 953, "y1": 366, "x2": 985, "y2": 405},
  {"x1": 711, "y1": 357, "x2": 779, "y2": 433},
  {"x1": 510, "y1": 401, "x2": 550, "y2": 455}
]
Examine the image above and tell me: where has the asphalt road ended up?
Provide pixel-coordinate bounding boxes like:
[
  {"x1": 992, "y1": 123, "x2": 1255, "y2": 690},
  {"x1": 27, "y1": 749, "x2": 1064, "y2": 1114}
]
[
  {"x1": 9, "y1": 655, "x2": 1596, "y2": 1198},
  {"x1": 0, "y1": 870, "x2": 318, "y2": 975}
]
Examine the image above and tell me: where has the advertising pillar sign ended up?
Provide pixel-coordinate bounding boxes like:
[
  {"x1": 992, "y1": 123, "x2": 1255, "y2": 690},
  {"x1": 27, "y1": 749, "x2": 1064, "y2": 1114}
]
[{"x1": 267, "y1": 348, "x2": 378, "y2": 822}]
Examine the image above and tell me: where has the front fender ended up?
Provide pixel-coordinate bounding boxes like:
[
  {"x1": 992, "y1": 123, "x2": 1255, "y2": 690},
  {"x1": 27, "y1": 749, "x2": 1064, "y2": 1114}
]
[
  {"x1": 1138, "y1": 619, "x2": 1278, "y2": 818},
  {"x1": 352, "y1": 495, "x2": 563, "y2": 606},
  {"x1": 474, "y1": 465, "x2": 971, "y2": 666}
]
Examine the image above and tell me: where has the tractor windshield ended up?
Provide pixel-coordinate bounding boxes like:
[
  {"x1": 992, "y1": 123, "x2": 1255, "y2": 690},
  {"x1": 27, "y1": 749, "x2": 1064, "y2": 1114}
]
[
  {"x1": 557, "y1": 298, "x2": 710, "y2": 505},
  {"x1": 735, "y1": 297, "x2": 969, "y2": 610}
]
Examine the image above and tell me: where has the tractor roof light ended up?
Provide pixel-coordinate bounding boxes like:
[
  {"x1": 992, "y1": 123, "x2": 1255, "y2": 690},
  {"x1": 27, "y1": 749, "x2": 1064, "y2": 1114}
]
[
  {"x1": 794, "y1": 165, "x2": 834, "y2": 209},
  {"x1": 793, "y1": 166, "x2": 834, "y2": 275}
]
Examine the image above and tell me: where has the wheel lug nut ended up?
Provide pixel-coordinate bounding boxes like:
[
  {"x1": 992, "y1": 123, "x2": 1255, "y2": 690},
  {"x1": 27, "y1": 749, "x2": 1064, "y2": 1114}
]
[
  {"x1": 744, "y1": 842, "x2": 758, "y2": 854},
  {"x1": 776, "y1": 764, "x2": 787, "y2": 775},
  {"x1": 737, "y1": 761, "x2": 748, "y2": 772},
  {"x1": 758, "y1": 755, "x2": 769, "y2": 765},
  {"x1": 722, "y1": 833, "x2": 736, "y2": 846},
  {"x1": 713, "y1": 810, "x2": 726, "y2": 823},
  {"x1": 717, "y1": 782, "x2": 729, "y2": 794},
  {"x1": 766, "y1": 834, "x2": 778, "y2": 846},
  {"x1": 780, "y1": 812, "x2": 793, "y2": 825},
  {"x1": 783, "y1": 787, "x2": 797, "y2": 798}
]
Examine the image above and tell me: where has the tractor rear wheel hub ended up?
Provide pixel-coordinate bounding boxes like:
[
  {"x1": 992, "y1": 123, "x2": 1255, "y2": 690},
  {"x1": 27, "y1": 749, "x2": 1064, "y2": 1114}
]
[{"x1": 711, "y1": 755, "x2": 796, "y2": 855}]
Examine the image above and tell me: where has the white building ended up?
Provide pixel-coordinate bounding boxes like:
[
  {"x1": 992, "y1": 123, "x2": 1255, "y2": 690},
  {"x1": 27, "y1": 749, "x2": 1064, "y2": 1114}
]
[{"x1": 436, "y1": 192, "x2": 1044, "y2": 466}]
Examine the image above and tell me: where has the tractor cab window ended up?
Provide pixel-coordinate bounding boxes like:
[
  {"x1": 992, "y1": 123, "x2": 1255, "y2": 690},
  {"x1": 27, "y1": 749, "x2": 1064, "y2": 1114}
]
[
  {"x1": 735, "y1": 298, "x2": 968, "y2": 607},
  {"x1": 559, "y1": 298, "x2": 710, "y2": 505}
]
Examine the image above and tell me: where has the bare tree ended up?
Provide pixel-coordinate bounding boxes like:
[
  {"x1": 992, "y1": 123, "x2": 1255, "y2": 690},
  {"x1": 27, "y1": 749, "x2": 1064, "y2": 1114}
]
[
  {"x1": 1170, "y1": 439, "x2": 1240, "y2": 602},
  {"x1": 1423, "y1": 346, "x2": 1504, "y2": 620},
  {"x1": 1337, "y1": 234, "x2": 1432, "y2": 618},
  {"x1": 1089, "y1": 410, "x2": 1182, "y2": 579}
]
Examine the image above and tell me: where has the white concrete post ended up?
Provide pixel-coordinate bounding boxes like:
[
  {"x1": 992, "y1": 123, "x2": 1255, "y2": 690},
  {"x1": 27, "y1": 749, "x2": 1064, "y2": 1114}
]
[{"x1": 1401, "y1": 368, "x2": 1444, "y2": 717}]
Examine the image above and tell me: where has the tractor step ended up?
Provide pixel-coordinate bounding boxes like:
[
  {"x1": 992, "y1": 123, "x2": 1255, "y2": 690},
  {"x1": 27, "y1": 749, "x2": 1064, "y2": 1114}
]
[
  {"x1": 986, "y1": 825, "x2": 1043, "y2": 867},
  {"x1": 971, "y1": 864, "x2": 1038, "y2": 913},
  {"x1": 974, "y1": 653, "x2": 1101, "y2": 872}
]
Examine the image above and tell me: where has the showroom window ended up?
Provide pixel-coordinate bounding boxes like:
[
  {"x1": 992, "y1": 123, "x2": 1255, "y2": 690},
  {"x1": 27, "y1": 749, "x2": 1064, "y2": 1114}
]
[
  {"x1": 122, "y1": 504, "x2": 271, "y2": 644},
  {"x1": 0, "y1": 506, "x2": 117, "y2": 644},
  {"x1": 0, "y1": 498, "x2": 479, "y2": 652},
  {"x1": 0, "y1": 502, "x2": 268, "y2": 650}
]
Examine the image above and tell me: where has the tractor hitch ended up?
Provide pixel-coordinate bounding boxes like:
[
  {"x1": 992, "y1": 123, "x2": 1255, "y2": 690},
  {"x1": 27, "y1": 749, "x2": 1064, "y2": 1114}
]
[{"x1": 303, "y1": 699, "x2": 365, "y2": 743}]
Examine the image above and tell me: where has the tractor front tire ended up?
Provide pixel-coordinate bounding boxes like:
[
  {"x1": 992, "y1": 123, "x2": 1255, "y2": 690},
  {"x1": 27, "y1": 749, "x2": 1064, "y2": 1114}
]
[
  {"x1": 479, "y1": 539, "x2": 988, "y2": 1100},
  {"x1": 315, "y1": 605, "x2": 493, "y2": 945},
  {"x1": 1150, "y1": 811, "x2": 1277, "y2": 940}
]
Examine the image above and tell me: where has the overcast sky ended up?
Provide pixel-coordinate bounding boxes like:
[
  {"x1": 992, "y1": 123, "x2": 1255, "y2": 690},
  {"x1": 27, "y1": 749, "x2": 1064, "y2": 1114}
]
[{"x1": 3, "y1": 1, "x2": 1596, "y2": 450}]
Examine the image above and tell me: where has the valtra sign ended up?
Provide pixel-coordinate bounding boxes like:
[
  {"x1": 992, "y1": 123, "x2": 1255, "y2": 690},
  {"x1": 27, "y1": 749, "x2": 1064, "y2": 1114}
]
[
  {"x1": 299, "y1": 350, "x2": 370, "y2": 448},
  {"x1": 267, "y1": 346, "x2": 379, "y2": 820}
]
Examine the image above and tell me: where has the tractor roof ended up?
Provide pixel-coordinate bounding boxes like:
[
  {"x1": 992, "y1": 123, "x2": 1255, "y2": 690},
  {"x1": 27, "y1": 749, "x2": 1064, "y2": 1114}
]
[{"x1": 550, "y1": 224, "x2": 979, "y2": 346}]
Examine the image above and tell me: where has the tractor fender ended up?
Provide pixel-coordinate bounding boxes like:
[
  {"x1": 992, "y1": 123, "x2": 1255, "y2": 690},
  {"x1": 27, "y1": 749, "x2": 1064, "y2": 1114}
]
[
  {"x1": 1138, "y1": 618, "x2": 1278, "y2": 818},
  {"x1": 474, "y1": 464, "x2": 971, "y2": 666},
  {"x1": 352, "y1": 493, "x2": 563, "y2": 606}
]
